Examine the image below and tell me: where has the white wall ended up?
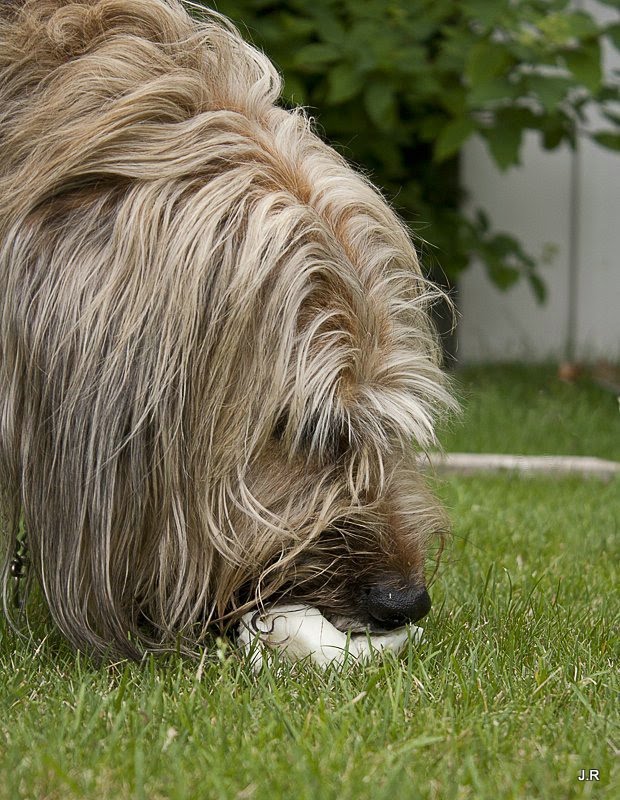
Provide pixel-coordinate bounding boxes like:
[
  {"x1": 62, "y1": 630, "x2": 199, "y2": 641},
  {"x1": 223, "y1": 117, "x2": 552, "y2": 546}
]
[{"x1": 457, "y1": 2, "x2": 620, "y2": 364}]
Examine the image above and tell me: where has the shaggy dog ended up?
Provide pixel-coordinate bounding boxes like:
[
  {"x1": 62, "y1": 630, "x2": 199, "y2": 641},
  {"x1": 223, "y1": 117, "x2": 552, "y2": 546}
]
[{"x1": 0, "y1": 0, "x2": 453, "y2": 659}]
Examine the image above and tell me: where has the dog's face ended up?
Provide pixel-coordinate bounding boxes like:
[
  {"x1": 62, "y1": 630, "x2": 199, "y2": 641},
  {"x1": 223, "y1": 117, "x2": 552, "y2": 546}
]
[
  {"x1": 0, "y1": 0, "x2": 453, "y2": 658},
  {"x1": 196, "y1": 201, "x2": 451, "y2": 632},
  {"x1": 210, "y1": 262, "x2": 450, "y2": 635},
  {"x1": 242, "y1": 446, "x2": 446, "y2": 634}
]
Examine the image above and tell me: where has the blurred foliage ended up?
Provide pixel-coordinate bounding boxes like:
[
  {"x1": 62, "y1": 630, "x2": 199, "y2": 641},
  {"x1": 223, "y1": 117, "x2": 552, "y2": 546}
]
[{"x1": 204, "y1": 0, "x2": 620, "y2": 299}]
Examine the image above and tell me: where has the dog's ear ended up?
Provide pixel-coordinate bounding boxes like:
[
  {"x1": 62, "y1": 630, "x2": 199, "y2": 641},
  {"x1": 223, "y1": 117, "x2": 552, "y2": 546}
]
[
  {"x1": 222, "y1": 121, "x2": 456, "y2": 462},
  {"x1": 274, "y1": 241, "x2": 453, "y2": 465}
]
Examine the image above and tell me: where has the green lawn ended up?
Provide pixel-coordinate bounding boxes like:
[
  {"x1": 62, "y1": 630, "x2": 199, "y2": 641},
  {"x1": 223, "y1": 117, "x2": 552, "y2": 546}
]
[
  {"x1": 1, "y1": 366, "x2": 618, "y2": 800},
  {"x1": 440, "y1": 364, "x2": 620, "y2": 461}
]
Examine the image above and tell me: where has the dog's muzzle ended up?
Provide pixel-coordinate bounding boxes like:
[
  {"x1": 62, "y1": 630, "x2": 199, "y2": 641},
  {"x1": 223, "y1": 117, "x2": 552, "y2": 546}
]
[{"x1": 365, "y1": 583, "x2": 431, "y2": 629}]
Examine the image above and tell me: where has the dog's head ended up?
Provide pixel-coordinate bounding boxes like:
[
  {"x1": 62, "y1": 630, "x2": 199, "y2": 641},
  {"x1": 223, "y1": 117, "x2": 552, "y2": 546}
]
[
  {"x1": 0, "y1": 0, "x2": 454, "y2": 656},
  {"x1": 207, "y1": 188, "x2": 453, "y2": 634}
]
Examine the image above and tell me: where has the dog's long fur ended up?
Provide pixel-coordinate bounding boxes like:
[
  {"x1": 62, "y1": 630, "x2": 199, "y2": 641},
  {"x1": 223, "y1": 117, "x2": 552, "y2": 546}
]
[{"x1": 0, "y1": 0, "x2": 454, "y2": 658}]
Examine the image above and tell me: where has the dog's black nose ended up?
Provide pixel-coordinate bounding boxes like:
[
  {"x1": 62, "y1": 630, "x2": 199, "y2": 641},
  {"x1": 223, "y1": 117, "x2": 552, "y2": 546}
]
[{"x1": 366, "y1": 584, "x2": 431, "y2": 628}]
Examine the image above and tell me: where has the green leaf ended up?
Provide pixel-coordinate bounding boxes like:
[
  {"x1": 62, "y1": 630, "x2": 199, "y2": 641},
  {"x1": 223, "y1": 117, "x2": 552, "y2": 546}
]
[
  {"x1": 490, "y1": 234, "x2": 521, "y2": 258},
  {"x1": 467, "y1": 77, "x2": 517, "y2": 107},
  {"x1": 434, "y1": 116, "x2": 476, "y2": 161},
  {"x1": 563, "y1": 43, "x2": 602, "y2": 92},
  {"x1": 418, "y1": 115, "x2": 447, "y2": 142},
  {"x1": 598, "y1": 84, "x2": 620, "y2": 104},
  {"x1": 525, "y1": 75, "x2": 572, "y2": 113},
  {"x1": 364, "y1": 82, "x2": 398, "y2": 131},
  {"x1": 463, "y1": 0, "x2": 506, "y2": 30},
  {"x1": 293, "y1": 42, "x2": 341, "y2": 69},
  {"x1": 536, "y1": 11, "x2": 599, "y2": 47},
  {"x1": 605, "y1": 23, "x2": 620, "y2": 51},
  {"x1": 279, "y1": 14, "x2": 316, "y2": 38},
  {"x1": 484, "y1": 124, "x2": 522, "y2": 170},
  {"x1": 465, "y1": 42, "x2": 512, "y2": 86},
  {"x1": 592, "y1": 131, "x2": 620, "y2": 151},
  {"x1": 486, "y1": 260, "x2": 520, "y2": 290},
  {"x1": 475, "y1": 208, "x2": 490, "y2": 233},
  {"x1": 541, "y1": 121, "x2": 567, "y2": 150},
  {"x1": 440, "y1": 87, "x2": 467, "y2": 116},
  {"x1": 325, "y1": 64, "x2": 364, "y2": 104},
  {"x1": 603, "y1": 108, "x2": 620, "y2": 126},
  {"x1": 563, "y1": 11, "x2": 600, "y2": 41},
  {"x1": 309, "y1": 9, "x2": 346, "y2": 45},
  {"x1": 528, "y1": 273, "x2": 547, "y2": 304}
]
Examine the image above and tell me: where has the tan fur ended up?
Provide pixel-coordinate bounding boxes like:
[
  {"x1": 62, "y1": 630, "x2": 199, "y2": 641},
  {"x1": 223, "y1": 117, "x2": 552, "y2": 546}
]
[{"x1": 0, "y1": 0, "x2": 454, "y2": 658}]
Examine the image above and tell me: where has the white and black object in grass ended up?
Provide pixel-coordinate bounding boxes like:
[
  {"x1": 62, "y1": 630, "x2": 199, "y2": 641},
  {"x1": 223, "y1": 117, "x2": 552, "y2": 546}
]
[{"x1": 238, "y1": 605, "x2": 423, "y2": 670}]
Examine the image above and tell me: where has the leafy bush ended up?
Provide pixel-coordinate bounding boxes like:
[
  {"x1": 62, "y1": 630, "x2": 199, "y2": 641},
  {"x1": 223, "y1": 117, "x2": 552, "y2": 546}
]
[{"x1": 205, "y1": 0, "x2": 619, "y2": 299}]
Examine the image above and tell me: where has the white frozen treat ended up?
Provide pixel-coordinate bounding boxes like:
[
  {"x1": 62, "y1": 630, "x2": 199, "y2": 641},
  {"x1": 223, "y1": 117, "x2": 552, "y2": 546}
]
[{"x1": 238, "y1": 604, "x2": 422, "y2": 670}]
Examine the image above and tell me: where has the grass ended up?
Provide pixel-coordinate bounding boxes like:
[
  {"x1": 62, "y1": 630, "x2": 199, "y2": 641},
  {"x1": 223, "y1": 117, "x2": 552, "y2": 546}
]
[
  {"x1": 1, "y1": 365, "x2": 619, "y2": 800},
  {"x1": 440, "y1": 364, "x2": 620, "y2": 461}
]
